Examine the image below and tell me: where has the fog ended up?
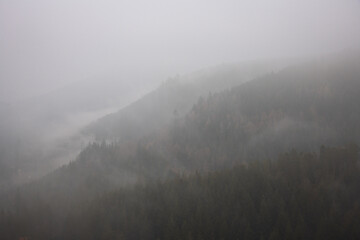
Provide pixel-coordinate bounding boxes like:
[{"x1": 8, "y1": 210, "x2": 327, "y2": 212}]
[
  {"x1": 0, "y1": 0, "x2": 360, "y2": 188},
  {"x1": 2, "y1": 1, "x2": 360, "y2": 238},
  {"x1": 0, "y1": 0, "x2": 359, "y2": 187},
  {"x1": 1, "y1": 0, "x2": 360, "y2": 101}
]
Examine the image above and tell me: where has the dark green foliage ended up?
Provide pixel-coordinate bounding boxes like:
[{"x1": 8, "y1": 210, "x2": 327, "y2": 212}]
[
  {"x1": 58, "y1": 145, "x2": 359, "y2": 240},
  {"x1": 56, "y1": 56, "x2": 360, "y2": 198},
  {"x1": 168, "y1": 57, "x2": 360, "y2": 169},
  {"x1": 10, "y1": 55, "x2": 359, "y2": 214},
  {"x1": 1, "y1": 55, "x2": 360, "y2": 239},
  {"x1": 3, "y1": 145, "x2": 357, "y2": 239}
]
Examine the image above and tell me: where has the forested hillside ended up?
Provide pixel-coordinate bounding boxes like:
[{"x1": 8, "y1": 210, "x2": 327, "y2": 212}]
[
  {"x1": 2, "y1": 0, "x2": 360, "y2": 239},
  {"x1": 84, "y1": 62, "x2": 274, "y2": 141},
  {"x1": 62, "y1": 55, "x2": 360, "y2": 192},
  {"x1": 2, "y1": 145, "x2": 359, "y2": 239},
  {"x1": 168, "y1": 55, "x2": 360, "y2": 169},
  {"x1": 1, "y1": 55, "x2": 360, "y2": 239},
  {"x1": 0, "y1": 61, "x2": 273, "y2": 192},
  {"x1": 0, "y1": 76, "x2": 142, "y2": 191},
  {"x1": 63, "y1": 145, "x2": 360, "y2": 240},
  {"x1": 7, "y1": 55, "x2": 360, "y2": 210}
]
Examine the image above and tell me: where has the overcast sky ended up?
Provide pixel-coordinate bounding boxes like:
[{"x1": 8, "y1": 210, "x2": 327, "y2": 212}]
[{"x1": 1, "y1": 0, "x2": 360, "y2": 102}]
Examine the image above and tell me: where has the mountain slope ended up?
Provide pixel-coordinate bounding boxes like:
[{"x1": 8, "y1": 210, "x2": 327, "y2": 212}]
[
  {"x1": 62, "y1": 145, "x2": 360, "y2": 240},
  {"x1": 7, "y1": 54, "x2": 360, "y2": 207},
  {"x1": 0, "y1": 76, "x2": 142, "y2": 191},
  {"x1": 2, "y1": 54, "x2": 360, "y2": 239},
  {"x1": 84, "y1": 62, "x2": 276, "y2": 141},
  {"x1": 167, "y1": 54, "x2": 360, "y2": 169},
  {"x1": 3, "y1": 145, "x2": 359, "y2": 240}
]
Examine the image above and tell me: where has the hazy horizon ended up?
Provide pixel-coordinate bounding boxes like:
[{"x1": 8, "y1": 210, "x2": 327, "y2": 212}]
[
  {"x1": 1, "y1": 0, "x2": 360, "y2": 102},
  {"x1": 2, "y1": 1, "x2": 360, "y2": 238}
]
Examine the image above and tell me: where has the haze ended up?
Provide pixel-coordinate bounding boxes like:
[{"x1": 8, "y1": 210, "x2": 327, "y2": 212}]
[
  {"x1": 2, "y1": 0, "x2": 360, "y2": 238},
  {"x1": 1, "y1": 0, "x2": 360, "y2": 101}
]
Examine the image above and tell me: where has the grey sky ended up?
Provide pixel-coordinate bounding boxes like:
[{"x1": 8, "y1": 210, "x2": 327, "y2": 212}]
[{"x1": 1, "y1": 0, "x2": 360, "y2": 101}]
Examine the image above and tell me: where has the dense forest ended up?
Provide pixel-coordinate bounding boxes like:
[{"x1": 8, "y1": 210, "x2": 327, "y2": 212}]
[
  {"x1": 2, "y1": 0, "x2": 360, "y2": 239},
  {"x1": 20, "y1": 54, "x2": 360, "y2": 205},
  {"x1": 1, "y1": 54, "x2": 360, "y2": 239},
  {"x1": 1, "y1": 145, "x2": 359, "y2": 239},
  {"x1": 0, "y1": 61, "x2": 273, "y2": 192},
  {"x1": 64, "y1": 145, "x2": 360, "y2": 240}
]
